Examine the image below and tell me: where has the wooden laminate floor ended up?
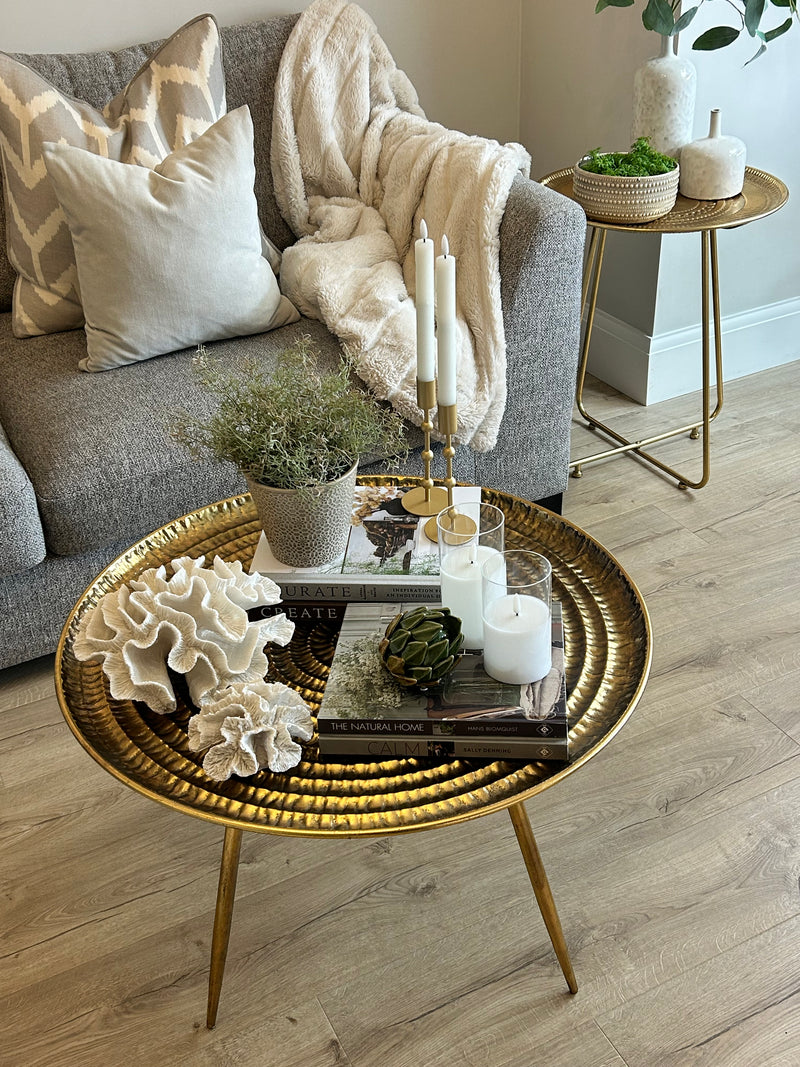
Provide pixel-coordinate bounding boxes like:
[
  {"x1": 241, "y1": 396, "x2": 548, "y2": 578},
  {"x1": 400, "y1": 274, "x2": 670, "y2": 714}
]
[{"x1": 2, "y1": 363, "x2": 799, "y2": 1067}]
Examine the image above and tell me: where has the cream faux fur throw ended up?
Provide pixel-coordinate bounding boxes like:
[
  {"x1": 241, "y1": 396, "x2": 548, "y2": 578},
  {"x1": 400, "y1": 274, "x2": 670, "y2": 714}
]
[{"x1": 271, "y1": 0, "x2": 531, "y2": 451}]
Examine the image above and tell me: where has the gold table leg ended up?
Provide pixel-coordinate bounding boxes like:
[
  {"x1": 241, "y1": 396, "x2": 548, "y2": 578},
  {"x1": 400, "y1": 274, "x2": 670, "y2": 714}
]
[
  {"x1": 206, "y1": 826, "x2": 243, "y2": 1029},
  {"x1": 571, "y1": 227, "x2": 724, "y2": 490},
  {"x1": 508, "y1": 801, "x2": 578, "y2": 994}
]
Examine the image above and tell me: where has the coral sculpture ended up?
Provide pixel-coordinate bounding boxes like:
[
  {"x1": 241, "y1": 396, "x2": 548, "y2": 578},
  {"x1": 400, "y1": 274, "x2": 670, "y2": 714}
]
[
  {"x1": 73, "y1": 555, "x2": 294, "y2": 713},
  {"x1": 188, "y1": 679, "x2": 314, "y2": 778}
]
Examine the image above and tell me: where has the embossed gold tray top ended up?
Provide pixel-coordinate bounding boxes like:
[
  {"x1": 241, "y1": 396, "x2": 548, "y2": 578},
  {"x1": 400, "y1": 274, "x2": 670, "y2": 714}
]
[
  {"x1": 56, "y1": 479, "x2": 652, "y2": 837},
  {"x1": 540, "y1": 166, "x2": 788, "y2": 233}
]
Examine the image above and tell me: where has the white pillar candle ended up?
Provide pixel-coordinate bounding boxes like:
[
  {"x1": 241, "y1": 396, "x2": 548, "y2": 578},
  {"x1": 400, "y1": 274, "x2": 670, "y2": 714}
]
[
  {"x1": 439, "y1": 543, "x2": 501, "y2": 649},
  {"x1": 435, "y1": 234, "x2": 457, "y2": 406},
  {"x1": 415, "y1": 219, "x2": 435, "y2": 382},
  {"x1": 483, "y1": 593, "x2": 552, "y2": 684}
]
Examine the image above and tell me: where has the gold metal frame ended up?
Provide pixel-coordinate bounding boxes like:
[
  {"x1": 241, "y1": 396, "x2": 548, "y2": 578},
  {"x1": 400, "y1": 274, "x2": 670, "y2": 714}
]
[
  {"x1": 540, "y1": 167, "x2": 789, "y2": 490},
  {"x1": 55, "y1": 478, "x2": 652, "y2": 1025}
]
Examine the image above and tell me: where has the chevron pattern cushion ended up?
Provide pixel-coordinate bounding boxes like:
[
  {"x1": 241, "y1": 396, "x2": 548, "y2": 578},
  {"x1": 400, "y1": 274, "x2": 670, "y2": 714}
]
[{"x1": 0, "y1": 13, "x2": 226, "y2": 338}]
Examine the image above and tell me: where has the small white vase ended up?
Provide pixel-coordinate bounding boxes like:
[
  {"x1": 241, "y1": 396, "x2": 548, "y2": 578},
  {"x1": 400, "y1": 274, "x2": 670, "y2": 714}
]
[
  {"x1": 679, "y1": 109, "x2": 747, "y2": 200},
  {"x1": 632, "y1": 35, "x2": 696, "y2": 161}
]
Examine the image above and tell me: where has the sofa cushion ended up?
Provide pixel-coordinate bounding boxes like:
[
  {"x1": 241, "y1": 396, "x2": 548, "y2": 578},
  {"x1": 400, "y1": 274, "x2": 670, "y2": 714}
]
[
  {"x1": 0, "y1": 423, "x2": 46, "y2": 577},
  {"x1": 0, "y1": 13, "x2": 226, "y2": 337},
  {"x1": 0, "y1": 15, "x2": 300, "y2": 319},
  {"x1": 0, "y1": 314, "x2": 349, "y2": 557},
  {"x1": 42, "y1": 106, "x2": 298, "y2": 371}
]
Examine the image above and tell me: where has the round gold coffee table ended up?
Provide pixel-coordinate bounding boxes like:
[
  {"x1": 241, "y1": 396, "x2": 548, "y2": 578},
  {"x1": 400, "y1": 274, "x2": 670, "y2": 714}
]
[
  {"x1": 540, "y1": 166, "x2": 789, "y2": 489},
  {"x1": 55, "y1": 477, "x2": 651, "y2": 1027}
]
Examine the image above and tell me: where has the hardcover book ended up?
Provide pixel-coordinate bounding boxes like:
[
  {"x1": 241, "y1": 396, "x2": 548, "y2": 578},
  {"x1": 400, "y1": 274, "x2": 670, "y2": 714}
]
[
  {"x1": 316, "y1": 601, "x2": 568, "y2": 761},
  {"x1": 249, "y1": 484, "x2": 481, "y2": 601},
  {"x1": 319, "y1": 735, "x2": 569, "y2": 762}
]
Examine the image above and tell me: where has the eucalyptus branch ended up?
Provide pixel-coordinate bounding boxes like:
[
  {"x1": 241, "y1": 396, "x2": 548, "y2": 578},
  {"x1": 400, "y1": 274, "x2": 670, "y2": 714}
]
[{"x1": 596, "y1": 0, "x2": 797, "y2": 58}]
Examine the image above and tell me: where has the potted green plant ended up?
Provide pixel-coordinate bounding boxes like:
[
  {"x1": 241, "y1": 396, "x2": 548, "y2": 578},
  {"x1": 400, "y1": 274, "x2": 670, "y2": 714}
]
[
  {"x1": 573, "y1": 137, "x2": 679, "y2": 223},
  {"x1": 173, "y1": 335, "x2": 408, "y2": 567}
]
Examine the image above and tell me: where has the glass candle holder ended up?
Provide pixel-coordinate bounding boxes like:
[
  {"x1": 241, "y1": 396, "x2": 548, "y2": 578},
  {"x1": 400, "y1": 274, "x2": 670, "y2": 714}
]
[
  {"x1": 437, "y1": 502, "x2": 504, "y2": 649},
  {"x1": 481, "y1": 550, "x2": 552, "y2": 684}
]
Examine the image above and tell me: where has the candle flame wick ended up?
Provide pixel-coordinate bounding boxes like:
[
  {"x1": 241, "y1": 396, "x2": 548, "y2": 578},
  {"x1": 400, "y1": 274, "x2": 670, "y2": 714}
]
[
  {"x1": 513, "y1": 593, "x2": 521, "y2": 616},
  {"x1": 420, "y1": 218, "x2": 428, "y2": 240},
  {"x1": 442, "y1": 234, "x2": 450, "y2": 257}
]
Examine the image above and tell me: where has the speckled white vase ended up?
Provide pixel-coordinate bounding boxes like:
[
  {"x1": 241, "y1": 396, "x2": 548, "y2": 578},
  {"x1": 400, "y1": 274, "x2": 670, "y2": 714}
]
[
  {"x1": 679, "y1": 109, "x2": 747, "y2": 200},
  {"x1": 632, "y1": 35, "x2": 696, "y2": 160}
]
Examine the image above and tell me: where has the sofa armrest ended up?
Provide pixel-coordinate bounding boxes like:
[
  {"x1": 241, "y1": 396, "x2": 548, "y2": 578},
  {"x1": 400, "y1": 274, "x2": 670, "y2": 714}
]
[
  {"x1": 0, "y1": 423, "x2": 46, "y2": 577},
  {"x1": 474, "y1": 173, "x2": 586, "y2": 502}
]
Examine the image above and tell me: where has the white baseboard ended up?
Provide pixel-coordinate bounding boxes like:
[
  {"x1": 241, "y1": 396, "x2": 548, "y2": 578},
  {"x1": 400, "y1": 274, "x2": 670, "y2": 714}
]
[{"x1": 586, "y1": 297, "x2": 800, "y2": 405}]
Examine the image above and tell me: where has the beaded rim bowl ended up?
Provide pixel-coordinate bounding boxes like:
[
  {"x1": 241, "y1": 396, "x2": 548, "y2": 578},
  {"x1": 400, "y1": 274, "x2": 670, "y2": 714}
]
[{"x1": 572, "y1": 156, "x2": 679, "y2": 225}]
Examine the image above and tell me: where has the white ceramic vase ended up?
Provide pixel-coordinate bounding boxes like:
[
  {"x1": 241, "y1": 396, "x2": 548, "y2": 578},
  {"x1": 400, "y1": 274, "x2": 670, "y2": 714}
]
[
  {"x1": 632, "y1": 35, "x2": 696, "y2": 160},
  {"x1": 679, "y1": 109, "x2": 747, "y2": 200}
]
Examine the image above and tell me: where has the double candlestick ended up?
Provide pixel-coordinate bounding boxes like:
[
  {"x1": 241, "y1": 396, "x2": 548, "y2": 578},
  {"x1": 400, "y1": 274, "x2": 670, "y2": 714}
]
[{"x1": 402, "y1": 220, "x2": 462, "y2": 539}]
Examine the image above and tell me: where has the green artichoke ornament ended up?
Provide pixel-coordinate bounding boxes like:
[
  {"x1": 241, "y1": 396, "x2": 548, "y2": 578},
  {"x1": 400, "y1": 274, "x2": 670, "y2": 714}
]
[{"x1": 379, "y1": 606, "x2": 464, "y2": 689}]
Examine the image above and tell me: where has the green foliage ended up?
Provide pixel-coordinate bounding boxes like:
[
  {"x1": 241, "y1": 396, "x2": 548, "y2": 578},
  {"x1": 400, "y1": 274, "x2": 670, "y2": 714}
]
[
  {"x1": 580, "y1": 138, "x2": 678, "y2": 176},
  {"x1": 172, "y1": 335, "x2": 408, "y2": 491},
  {"x1": 595, "y1": 0, "x2": 797, "y2": 60}
]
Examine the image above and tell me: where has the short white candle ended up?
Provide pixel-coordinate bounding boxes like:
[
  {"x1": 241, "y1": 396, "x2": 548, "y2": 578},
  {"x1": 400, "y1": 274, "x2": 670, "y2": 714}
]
[
  {"x1": 482, "y1": 593, "x2": 551, "y2": 684},
  {"x1": 440, "y1": 543, "x2": 501, "y2": 649},
  {"x1": 435, "y1": 234, "x2": 457, "y2": 406},
  {"x1": 415, "y1": 219, "x2": 435, "y2": 382}
]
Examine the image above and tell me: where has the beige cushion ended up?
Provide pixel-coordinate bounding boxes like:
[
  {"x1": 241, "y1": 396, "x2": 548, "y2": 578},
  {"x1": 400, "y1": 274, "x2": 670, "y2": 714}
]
[
  {"x1": 42, "y1": 106, "x2": 299, "y2": 371},
  {"x1": 0, "y1": 14, "x2": 226, "y2": 337}
]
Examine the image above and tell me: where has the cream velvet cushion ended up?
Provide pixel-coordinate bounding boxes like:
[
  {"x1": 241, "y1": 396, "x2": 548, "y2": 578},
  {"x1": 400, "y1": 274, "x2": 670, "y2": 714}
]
[
  {"x1": 42, "y1": 106, "x2": 299, "y2": 371},
  {"x1": 0, "y1": 14, "x2": 227, "y2": 337}
]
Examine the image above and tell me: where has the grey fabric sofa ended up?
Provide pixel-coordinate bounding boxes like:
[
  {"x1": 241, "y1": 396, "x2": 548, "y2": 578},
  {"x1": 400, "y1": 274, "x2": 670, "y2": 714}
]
[{"x1": 0, "y1": 13, "x2": 585, "y2": 671}]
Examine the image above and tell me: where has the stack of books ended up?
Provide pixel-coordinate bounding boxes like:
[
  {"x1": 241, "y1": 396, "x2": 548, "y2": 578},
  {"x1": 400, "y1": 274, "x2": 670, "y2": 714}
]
[
  {"x1": 250, "y1": 483, "x2": 481, "y2": 602},
  {"x1": 316, "y1": 601, "x2": 568, "y2": 762}
]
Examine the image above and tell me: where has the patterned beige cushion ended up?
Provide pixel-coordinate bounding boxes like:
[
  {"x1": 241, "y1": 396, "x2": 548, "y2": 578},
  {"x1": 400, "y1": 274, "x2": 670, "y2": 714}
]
[
  {"x1": 0, "y1": 13, "x2": 225, "y2": 337},
  {"x1": 42, "y1": 106, "x2": 300, "y2": 371}
]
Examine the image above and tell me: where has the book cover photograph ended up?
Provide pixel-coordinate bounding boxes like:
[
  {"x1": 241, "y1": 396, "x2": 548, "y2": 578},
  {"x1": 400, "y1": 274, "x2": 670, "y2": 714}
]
[
  {"x1": 316, "y1": 601, "x2": 568, "y2": 760},
  {"x1": 250, "y1": 484, "x2": 481, "y2": 600}
]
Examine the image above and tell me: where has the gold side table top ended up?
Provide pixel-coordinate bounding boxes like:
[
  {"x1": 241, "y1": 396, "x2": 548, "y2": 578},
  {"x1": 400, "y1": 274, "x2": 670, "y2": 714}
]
[
  {"x1": 55, "y1": 478, "x2": 652, "y2": 838},
  {"x1": 539, "y1": 165, "x2": 788, "y2": 233}
]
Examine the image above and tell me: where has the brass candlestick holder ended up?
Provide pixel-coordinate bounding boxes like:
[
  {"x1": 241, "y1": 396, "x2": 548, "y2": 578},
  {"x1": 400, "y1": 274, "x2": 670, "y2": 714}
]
[
  {"x1": 423, "y1": 403, "x2": 476, "y2": 542},
  {"x1": 402, "y1": 379, "x2": 449, "y2": 518}
]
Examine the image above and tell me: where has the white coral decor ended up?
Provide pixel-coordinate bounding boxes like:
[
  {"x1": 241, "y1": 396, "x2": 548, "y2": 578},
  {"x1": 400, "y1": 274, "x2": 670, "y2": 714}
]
[
  {"x1": 188, "y1": 680, "x2": 314, "y2": 779},
  {"x1": 73, "y1": 555, "x2": 295, "y2": 713}
]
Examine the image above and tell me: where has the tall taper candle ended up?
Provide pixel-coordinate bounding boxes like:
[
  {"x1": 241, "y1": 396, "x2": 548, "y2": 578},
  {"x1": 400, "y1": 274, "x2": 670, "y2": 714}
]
[
  {"x1": 415, "y1": 219, "x2": 435, "y2": 381},
  {"x1": 435, "y1": 234, "x2": 457, "y2": 406}
]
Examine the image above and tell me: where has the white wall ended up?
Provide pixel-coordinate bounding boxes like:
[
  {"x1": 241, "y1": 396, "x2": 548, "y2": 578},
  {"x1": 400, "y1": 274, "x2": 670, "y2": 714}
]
[
  {"x1": 521, "y1": 0, "x2": 799, "y2": 403},
  {"x1": 4, "y1": 0, "x2": 521, "y2": 144}
]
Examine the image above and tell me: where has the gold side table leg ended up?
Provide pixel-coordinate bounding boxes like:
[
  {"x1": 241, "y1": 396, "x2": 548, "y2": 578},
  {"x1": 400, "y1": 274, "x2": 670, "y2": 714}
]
[
  {"x1": 206, "y1": 826, "x2": 243, "y2": 1029},
  {"x1": 570, "y1": 227, "x2": 724, "y2": 490},
  {"x1": 508, "y1": 801, "x2": 578, "y2": 994},
  {"x1": 575, "y1": 227, "x2": 606, "y2": 421}
]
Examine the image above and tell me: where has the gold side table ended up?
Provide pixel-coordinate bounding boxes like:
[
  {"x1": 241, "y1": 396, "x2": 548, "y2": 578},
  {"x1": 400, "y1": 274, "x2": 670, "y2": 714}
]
[
  {"x1": 540, "y1": 167, "x2": 788, "y2": 489},
  {"x1": 55, "y1": 478, "x2": 651, "y2": 1027}
]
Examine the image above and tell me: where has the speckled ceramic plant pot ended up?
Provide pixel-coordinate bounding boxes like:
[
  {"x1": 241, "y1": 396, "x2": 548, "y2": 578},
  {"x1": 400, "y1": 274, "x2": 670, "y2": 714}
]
[{"x1": 247, "y1": 461, "x2": 357, "y2": 567}]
